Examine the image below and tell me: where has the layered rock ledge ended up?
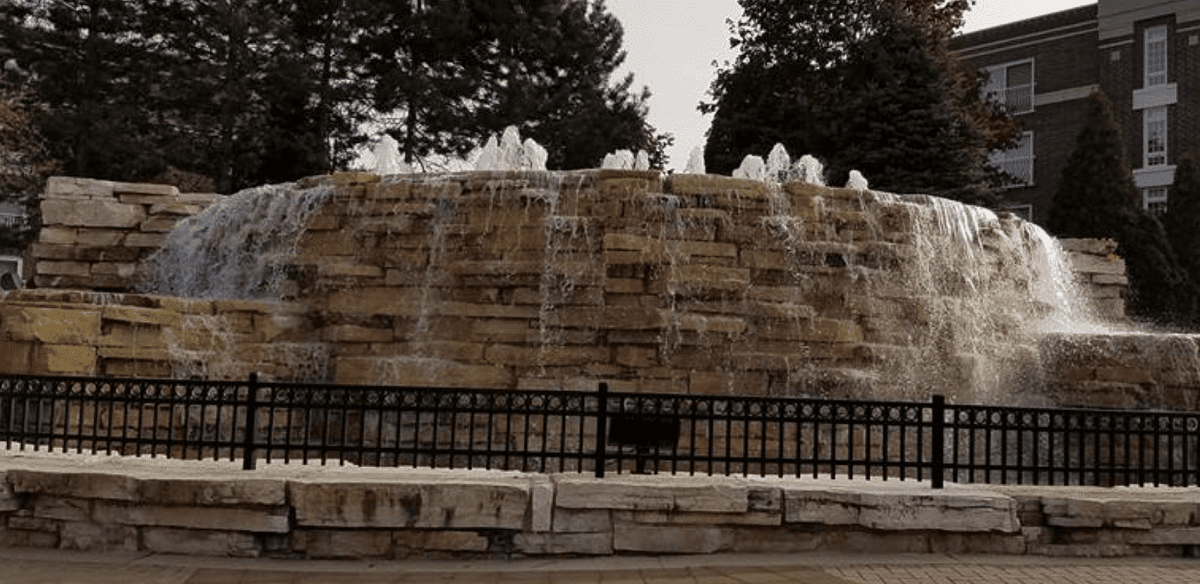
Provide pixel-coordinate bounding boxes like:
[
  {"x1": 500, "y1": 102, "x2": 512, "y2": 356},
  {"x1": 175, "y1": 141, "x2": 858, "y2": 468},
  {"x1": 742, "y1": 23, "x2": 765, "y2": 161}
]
[{"x1": 0, "y1": 450, "x2": 1196, "y2": 559}]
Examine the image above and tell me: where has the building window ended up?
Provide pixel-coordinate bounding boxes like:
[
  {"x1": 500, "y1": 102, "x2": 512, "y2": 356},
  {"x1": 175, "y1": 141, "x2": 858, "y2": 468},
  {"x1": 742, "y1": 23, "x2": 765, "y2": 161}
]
[
  {"x1": 1144, "y1": 106, "x2": 1168, "y2": 167},
  {"x1": 1145, "y1": 25, "x2": 1168, "y2": 87},
  {"x1": 983, "y1": 59, "x2": 1034, "y2": 115},
  {"x1": 1143, "y1": 186, "x2": 1168, "y2": 215},
  {"x1": 989, "y1": 131, "x2": 1034, "y2": 187}
]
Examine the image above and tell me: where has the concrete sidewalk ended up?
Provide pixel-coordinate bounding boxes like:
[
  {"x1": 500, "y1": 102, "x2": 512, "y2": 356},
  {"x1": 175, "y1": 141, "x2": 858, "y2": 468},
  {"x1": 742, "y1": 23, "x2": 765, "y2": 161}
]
[{"x1": 3, "y1": 547, "x2": 1200, "y2": 584}]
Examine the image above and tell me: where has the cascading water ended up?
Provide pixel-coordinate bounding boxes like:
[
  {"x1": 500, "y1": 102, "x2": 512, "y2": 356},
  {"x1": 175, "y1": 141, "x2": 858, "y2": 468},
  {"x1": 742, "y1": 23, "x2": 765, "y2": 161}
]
[
  {"x1": 139, "y1": 182, "x2": 333, "y2": 300},
  {"x1": 127, "y1": 132, "x2": 1119, "y2": 402}
]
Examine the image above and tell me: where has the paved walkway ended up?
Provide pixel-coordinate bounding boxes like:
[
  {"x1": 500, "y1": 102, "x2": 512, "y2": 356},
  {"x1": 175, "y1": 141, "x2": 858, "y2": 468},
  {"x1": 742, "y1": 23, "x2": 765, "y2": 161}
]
[{"x1": 3, "y1": 547, "x2": 1200, "y2": 584}]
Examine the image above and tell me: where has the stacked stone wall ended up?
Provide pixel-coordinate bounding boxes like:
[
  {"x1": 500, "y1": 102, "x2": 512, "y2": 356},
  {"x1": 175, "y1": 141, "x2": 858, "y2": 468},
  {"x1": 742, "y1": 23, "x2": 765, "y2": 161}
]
[
  {"x1": 32, "y1": 177, "x2": 217, "y2": 291},
  {"x1": 1, "y1": 451, "x2": 1198, "y2": 559},
  {"x1": 8, "y1": 173, "x2": 1166, "y2": 408},
  {"x1": 1059, "y1": 238, "x2": 1127, "y2": 320}
]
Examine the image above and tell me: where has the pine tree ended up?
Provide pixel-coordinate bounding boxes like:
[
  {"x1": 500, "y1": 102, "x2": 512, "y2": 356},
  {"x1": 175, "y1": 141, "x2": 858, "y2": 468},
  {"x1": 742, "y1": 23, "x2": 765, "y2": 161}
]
[
  {"x1": 0, "y1": 75, "x2": 56, "y2": 250},
  {"x1": 701, "y1": 0, "x2": 1014, "y2": 202},
  {"x1": 1047, "y1": 93, "x2": 1138, "y2": 237},
  {"x1": 1165, "y1": 153, "x2": 1200, "y2": 323},
  {"x1": 1048, "y1": 92, "x2": 1193, "y2": 324},
  {"x1": 363, "y1": 0, "x2": 663, "y2": 169},
  {"x1": 0, "y1": 0, "x2": 164, "y2": 181}
]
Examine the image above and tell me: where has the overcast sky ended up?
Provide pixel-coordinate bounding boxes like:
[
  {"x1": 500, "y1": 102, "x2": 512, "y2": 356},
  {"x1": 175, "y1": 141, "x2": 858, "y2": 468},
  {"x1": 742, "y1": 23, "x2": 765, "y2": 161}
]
[{"x1": 607, "y1": 0, "x2": 1096, "y2": 171}]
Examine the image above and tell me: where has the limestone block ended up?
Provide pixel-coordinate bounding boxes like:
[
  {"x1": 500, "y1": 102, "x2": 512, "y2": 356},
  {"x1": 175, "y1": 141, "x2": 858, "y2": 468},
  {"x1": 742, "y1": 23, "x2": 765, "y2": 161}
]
[
  {"x1": 1043, "y1": 497, "x2": 1105, "y2": 528},
  {"x1": 1, "y1": 306, "x2": 101, "y2": 344},
  {"x1": 439, "y1": 302, "x2": 539, "y2": 319},
  {"x1": 46, "y1": 176, "x2": 115, "y2": 198},
  {"x1": 178, "y1": 192, "x2": 219, "y2": 206},
  {"x1": 784, "y1": 490, "x2": 858, "y2": 525},
  {"x1": 666, "y1": 265, "x2": 750, "y2": 292},
  {"x1": 531, "y1": 476, "x2": 554, "y2": 533},
  {"x1": 613, "y1": 522, "x2": 724, "y2": 554},
  {"x1": 8, "y1": 515, "x2": 59, "y2": 532},
  {"x1": 324, "y1": 287, "x2": 424, "y2": 316},
  {"x1": 8, "y1": 470, "x2": 140, "y2": 501},
  {"x1": 0, "y1": 475, "x2": 20, "y2": 512},
  {"x1": 91, "y1": 262, "x2": 138, "y2": 278},
  {"x1": 292, "y1": 530, "x2": 392, "y2": 559},
  {"x1": 1069, "y1": 253, "x2": 1126, "y2": 276},
  {"x1": 101, "y1": 305, "x2": 181, "y2": 328},
  {"x1": 617, "y1": 509, "x2": 779, "y2": 526},
  {"x1": 1126, "y1": 527, "x2": 1200, "y2": 545},
  {"x1": 318, "y1": 263, "x2": 384, "y2": 279},
  {"x1": 393, "y1": 530, "x2": 489, "y2": 554},
  {"x1": 58, "y1": 521, "x2": 138, "y2": 551},
  {"x1": 320, "y1": 325, "x2": 393, "y2": 343},
  {"x1": 39, "y1": 344, "x2": 97, "y2": 375},
  {"x1": 41, "y1": 199, "x2": 145, "y2": 228},
  {"x1": 0, "y1": 342, "x2": 35, "y2": 375},
  {"x1": 137, "y1": 478, "x2": 286, "y2": 507},
  {"x1": 112, "y1": 181, "x2": 179, "y2": 197},
  {"x1": 554, "y1": 475, "x2": 747, "y2": 514},
  {"x1": 485, "y1": 344, "x2": 608, "y2": 367},
  {"x1": 73, "y1": 229, "x2": 126, "y2": 247},
  {"x1": 552, "y1": 509, "x2": 612, "y2": 533},
  {"x1": 602, "y1": 306, "x2": 668, "y2": 330},
  {"x1": 139, "y1": 216, "x2": 185, "y2": 232},
  {"x1": 289, "y1": 480, "x2": 529, "y2": 530},
  {"x1": 147, "y1": 202, "x2": 203, "y2": 216},
  {"x1": 123, "y1": 232, "x2": 166, "y2": 248},
  {"x1": 35, "y1": 261, "x2": 90, "y2": 277},
  {"x1": 142, "y1": 527, "x2": 259, "y2": 557},
  {"x1": 39, "y1": 227, "x2": 77, "y2": 245},
  {"x1": 92, "y1": 501, "x2": 290, "y2": 533},
  {"x1": 515, "y1": 532, "x2": 612, "y2": 556},
  {"x1": 33, "y1": 497, "x2": 90, "y2": 522},
  {"x1": 335, "y1": 357, "x2": 512, "y2": 388},
  {"x1": 677, "y1": 313, "x2": 746, "y2": 334},
  {"x1": 784, "y1": 488, "x2": 1018, "y2": 533}
]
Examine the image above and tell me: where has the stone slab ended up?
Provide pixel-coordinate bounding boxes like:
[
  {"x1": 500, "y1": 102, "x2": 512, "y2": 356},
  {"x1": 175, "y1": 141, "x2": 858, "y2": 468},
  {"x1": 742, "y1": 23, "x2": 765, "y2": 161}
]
[
  {"x1": 554, "y1": 475, "x2": 748, "y2": 514},
  {"x1": 289, "y1": 479, "x2": 530, "y2": 530},
  {"x1": 41, "y1": 199, "x2": 145, "y2": 228},
  {"x1": 142, "y1": 526, "x2": 259, "y2": 557}
]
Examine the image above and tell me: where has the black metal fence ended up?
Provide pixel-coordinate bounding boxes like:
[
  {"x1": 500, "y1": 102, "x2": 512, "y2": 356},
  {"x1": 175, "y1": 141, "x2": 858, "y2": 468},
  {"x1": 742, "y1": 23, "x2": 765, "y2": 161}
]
[{"x1": 1, "y1": 373, "x2": 1197, "y2": 488}]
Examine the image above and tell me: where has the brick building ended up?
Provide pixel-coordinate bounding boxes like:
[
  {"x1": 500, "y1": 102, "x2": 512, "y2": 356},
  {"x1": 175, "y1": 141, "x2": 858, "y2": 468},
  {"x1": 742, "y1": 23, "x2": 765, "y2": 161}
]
[{"x1": 950, "y1": 0, "x2": 1200, "y2": 226}]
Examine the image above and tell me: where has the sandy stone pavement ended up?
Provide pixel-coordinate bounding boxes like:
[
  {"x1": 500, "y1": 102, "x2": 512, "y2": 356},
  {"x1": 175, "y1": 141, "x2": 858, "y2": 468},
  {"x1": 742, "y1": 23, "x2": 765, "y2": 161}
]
[{"x1": 3, "y1": 548, "x2": 1200, "y2": 583}]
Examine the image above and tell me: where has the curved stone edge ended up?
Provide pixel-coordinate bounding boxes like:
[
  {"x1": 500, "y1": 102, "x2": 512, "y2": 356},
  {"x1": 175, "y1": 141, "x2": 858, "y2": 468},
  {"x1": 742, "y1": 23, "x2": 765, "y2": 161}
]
[{"x1": 0, "y1": 450, "x2": 1197, "y2": 559}]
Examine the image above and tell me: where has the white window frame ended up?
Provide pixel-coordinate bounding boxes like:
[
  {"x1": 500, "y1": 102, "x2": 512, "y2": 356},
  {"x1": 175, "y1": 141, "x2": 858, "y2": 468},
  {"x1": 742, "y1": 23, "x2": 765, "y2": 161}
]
[
  {"x1": 1144, "y1": 106, "x2": 1168, "y2": 168},
  {"x1": 1145, "y1": 25, "x2": 1168, "y2": 88},
  {"x1": 989, "y1": 131, "x2": 1035, "y2": 187},
  {"x1": 983, "y1": 59, "x2": 1035, "y2": 115},
  {"x1": 1143, "y1": 186, "x2": 1169, "y2": 215}
]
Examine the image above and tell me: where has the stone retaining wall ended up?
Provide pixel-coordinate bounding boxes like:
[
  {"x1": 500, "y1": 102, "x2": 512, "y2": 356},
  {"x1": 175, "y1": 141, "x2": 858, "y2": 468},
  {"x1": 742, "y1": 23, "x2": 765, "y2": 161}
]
[
  {"x1": 0, "y1": 451, "x2": 1196, "y2": 559},
  {"x1": 1059, "y1": 238, "x2": 1127, "y2": 321},
  {"x1": 11, "y1": 174, "x2": 1161, "y2": 408},
  {"x1": 32, "y1": 177, "x2": 218, "y2": 291}
]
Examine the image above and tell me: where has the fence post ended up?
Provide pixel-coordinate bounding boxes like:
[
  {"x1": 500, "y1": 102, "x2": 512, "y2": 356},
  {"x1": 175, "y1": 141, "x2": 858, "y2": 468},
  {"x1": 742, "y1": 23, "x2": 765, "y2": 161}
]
[
  {"x1": 242, "y1": 373, "x2": 260, "y2": 471},
  {"x1": 931, "y1": 394, "x2": 945, "y2": 489},
  {"x1": 595, "y1": 382, "x2": 609, "y2": 478}
]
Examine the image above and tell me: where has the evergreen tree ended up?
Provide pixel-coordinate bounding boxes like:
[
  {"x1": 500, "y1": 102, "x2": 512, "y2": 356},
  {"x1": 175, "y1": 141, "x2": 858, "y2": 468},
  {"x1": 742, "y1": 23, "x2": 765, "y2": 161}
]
[
  {"x1": 1165, "y1": 152, "x2": 1200, "y2": 324},
  {"x1": 702, "y1": 0, "x2": 1015, "y2": 203},
  {"x1": 0, "y1": 0, "x2": 165, "y2": 181},
  {"x1": 364, "y1": 0, "x2": 664, "y2": 169},
  {"x1": 1048, "y1": 92, "x2": 1193, "y2": 324},
  {"x1": 0, "y1": 75, "x2": 56, "y2": 249}
]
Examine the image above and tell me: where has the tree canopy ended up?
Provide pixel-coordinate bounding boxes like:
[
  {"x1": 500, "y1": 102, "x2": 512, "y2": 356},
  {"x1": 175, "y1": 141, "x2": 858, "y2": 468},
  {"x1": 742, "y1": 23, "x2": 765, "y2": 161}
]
[
  {"x1": 703, "y1": 0, "x2": 1015, "y2": 204},
  {"x1": 0, "y1": 0, "x2": 664, "y2": 192}
]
